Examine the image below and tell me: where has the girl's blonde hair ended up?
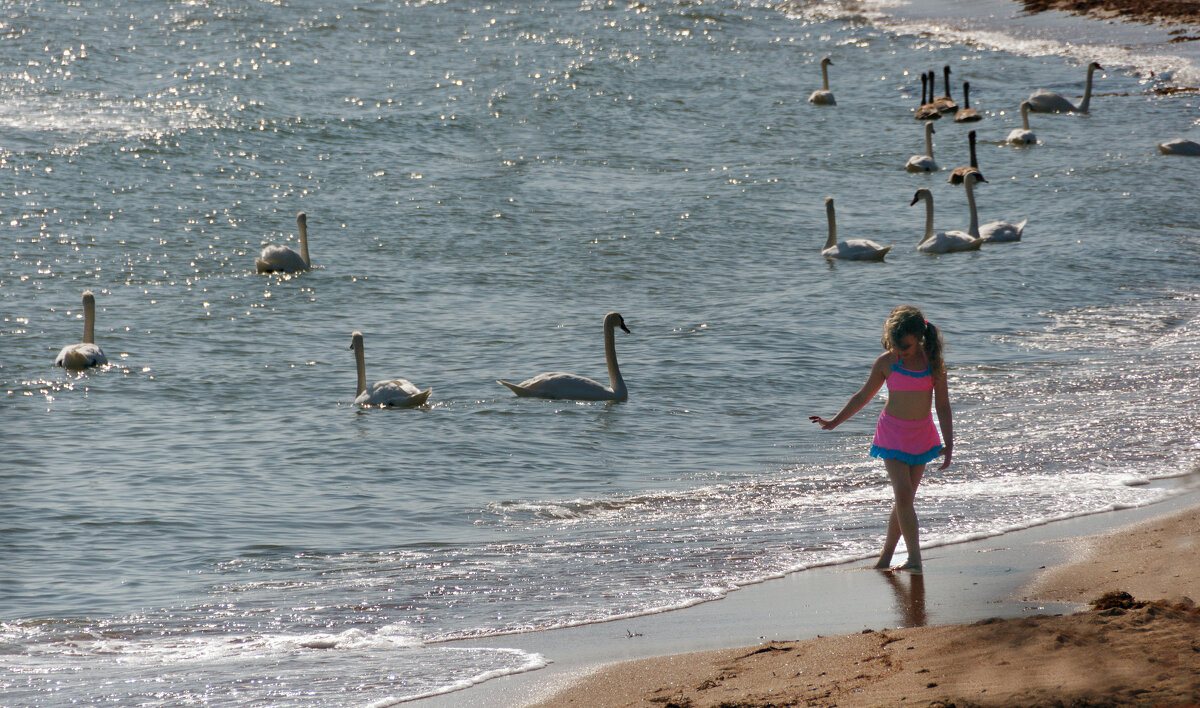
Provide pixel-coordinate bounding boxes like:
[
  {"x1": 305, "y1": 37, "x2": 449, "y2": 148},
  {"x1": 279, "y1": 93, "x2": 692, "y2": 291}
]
[{"x1": 881, "y1": 305, "x2": 945, "y2": 377}]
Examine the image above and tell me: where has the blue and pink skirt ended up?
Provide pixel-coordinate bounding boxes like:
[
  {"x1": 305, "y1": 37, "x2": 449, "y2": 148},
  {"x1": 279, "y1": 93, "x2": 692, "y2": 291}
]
[{"x1": 870, "y1": 411, "x2": 943, "y2": 465}]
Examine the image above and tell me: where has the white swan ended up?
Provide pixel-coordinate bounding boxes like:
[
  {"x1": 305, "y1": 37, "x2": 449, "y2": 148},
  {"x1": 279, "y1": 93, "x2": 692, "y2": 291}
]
[
  {"x1": 808, "y1": 56, "x2": 836, "y2": 106},
  {"x1": 820, "y1": 197, "x2": 892, "y2": 261},
  {"x1": 980, "y1": 218, "x2": 1027, "y2": 243},
  {"x1": 910, "y1": 177, "x2": 985, "y2": 253},
  {"x1": 949, "y1": 130, "x2": 983, "y2": 185},
  {"x1": 1028, "y1": 61, "x2": 1102, "y2": 114},
  {"x1": 55, "y1": 290, "x2": 108, "y2": 370},
  {"x1": 954, "y1": 81, "x2": 982, "y2": 123},
  {"x1": 906, "y1": 121, "x2": 938, "y2": 173},
  {"x1": 1157, "y1": 138, "x2": 1200, "y2": 156},
  {"x1": 1007, "y1": 101, "x2": 1037, "y2": 146},
  {"x1": 930, "y1": 66, "x2": 958, "y2": 114},
  {"x1": 256, "y1": 212, "x2": 311, "y2": 273},
  {"x1": 498, "y1": 312, "x2": 630, "y2": 401},
  {"x1": 914, "y1": 71, "x2": 941, "y2": 121},
  {"x1": 350, "y1": 331, "x2": 431, "y2": 407}
]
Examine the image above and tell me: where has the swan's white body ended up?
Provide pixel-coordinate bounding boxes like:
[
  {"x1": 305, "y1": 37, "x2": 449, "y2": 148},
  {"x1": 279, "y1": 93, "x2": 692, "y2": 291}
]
[
  {"x1": 906, "y1": 122, "x2": 938, "y2": 173},
  {"x1": 1007, "y1": 101, "x2": 1037, "y2": 145},
  {"x1": 809, "y1": 57, "x2": 836, "y2": 105},
  {"x1": 954, "y1": 81, "x2": 981, "y2": 123},
  {"x1": 1028, "y1": 62, "x2": 1101, "y2": 114},
  {"x1": 498, "y1": 312, "x2": 630, "y2": 401},
  {"x1": 820, "y1": 197, "x2": 892, "y2": 261},
  {"x1": 911, "y1": 177, "x2": 985, "y2": 253},
  {"x1": 980, "y1": 218, "x2": 1027, "y2": 243},
  {"x1": 351, "y1": 331, "x2": 431, "y2": 407},
  {"x1": 1157, "y1": 138, "x2": 1200, "y2": 156},
  {"x1": 256, "y1": 212, "x2": 311, "y2": 273},
  {"x1": 55, "y1": 290, "x2": 108, "y2": 370},
  {"x1": 914, "y1": 71, "x2": 941, "y2": 121},
  {"x1": 949, "y1": 130, "x2": 982, "y2": 185},
  {"x1": 930, "y1": 66, "x2": 958, "y2": 114}
]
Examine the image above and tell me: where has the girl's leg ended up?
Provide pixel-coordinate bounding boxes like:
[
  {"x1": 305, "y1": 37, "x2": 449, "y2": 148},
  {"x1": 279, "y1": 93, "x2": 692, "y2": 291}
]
[
  {"x1": 874, "y1": 464, "x2": 925, "y2": 568},
  {"x1": 876, "y1": 460, "x2": 925, "y2": 573}
]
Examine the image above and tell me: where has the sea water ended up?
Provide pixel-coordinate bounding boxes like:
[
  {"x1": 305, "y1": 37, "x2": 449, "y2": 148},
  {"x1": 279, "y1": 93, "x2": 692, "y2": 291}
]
[{"x1": 1, "y1": 0, "x2": 1198, "y2": 704}]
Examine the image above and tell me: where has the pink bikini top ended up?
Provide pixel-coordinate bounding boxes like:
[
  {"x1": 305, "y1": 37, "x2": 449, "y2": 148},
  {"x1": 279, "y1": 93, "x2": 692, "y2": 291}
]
[{"x1": 886, "y1": 361, "x2": 933, "y2": 392}]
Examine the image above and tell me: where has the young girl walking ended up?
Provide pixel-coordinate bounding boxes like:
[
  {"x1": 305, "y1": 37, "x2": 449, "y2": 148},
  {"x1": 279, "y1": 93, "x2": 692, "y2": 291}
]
[{"x1": 809, "y1": 305, "x2": 953, "y2": 574}]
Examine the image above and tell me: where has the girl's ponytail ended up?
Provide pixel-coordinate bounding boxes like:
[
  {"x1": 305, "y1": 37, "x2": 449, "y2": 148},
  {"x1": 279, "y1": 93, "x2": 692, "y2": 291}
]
[{"x1": 923, "y1": 319, "x2": 945, "y2": 378}]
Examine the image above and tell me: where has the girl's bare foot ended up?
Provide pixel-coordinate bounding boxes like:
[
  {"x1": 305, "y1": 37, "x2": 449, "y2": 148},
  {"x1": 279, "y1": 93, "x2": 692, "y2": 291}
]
[{"x1": 892, "y1": 561, "x2": 923, "y2": 575}]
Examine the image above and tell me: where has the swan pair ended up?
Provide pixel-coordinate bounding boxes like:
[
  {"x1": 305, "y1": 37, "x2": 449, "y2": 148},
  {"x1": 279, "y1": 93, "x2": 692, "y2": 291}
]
[
  {"x1": 1028, "y1": 61, "x2": 1102, "y2": 114},
  {"x1": 809, "y1": 57, "x2": 836, "y2": 105},
  {"x1": 55, "y1": 291, "x2": 108, "y2": 370},
  {"x1": 914, "y1": 71, "x2": 942, "y2": 121},
  {"x1": 820, "y1": 197, "x2": 893, "y2": 261},
  {"x1": 351, "y1": 313, "x2": 631, "y2": 407},
  {"x1": 910, "y1": 173, "x2": 1026, "y2": 251},
  {"x1": 256, "y1": 212, "x2": 312, "y2": 274}
]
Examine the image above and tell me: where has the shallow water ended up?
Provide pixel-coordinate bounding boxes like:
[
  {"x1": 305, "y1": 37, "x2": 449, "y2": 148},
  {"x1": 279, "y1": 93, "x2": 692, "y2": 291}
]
[{"x1": 2, "y1": 0, "x2": 1198, "y2": 704}]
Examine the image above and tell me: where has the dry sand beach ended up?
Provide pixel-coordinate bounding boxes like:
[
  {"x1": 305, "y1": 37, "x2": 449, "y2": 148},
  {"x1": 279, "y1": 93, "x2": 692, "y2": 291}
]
[{"x1": 532, "y1": 499, "x2": 1200, "y2": 707}]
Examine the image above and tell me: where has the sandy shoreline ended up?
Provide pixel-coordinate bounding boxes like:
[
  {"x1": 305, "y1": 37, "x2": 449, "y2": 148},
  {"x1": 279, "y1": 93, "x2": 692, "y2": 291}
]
[
  {"x1": 1018, "y1": 0, "x2": 1200, "y2": 28},
  {"x1": 529, "y1": 500, "x2": 1200, "y2": 707}
]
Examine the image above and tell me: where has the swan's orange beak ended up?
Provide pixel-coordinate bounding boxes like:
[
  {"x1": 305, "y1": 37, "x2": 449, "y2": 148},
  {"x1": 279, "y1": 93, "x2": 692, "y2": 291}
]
[
  {"x1": 620, "y1": 322, "x2": 630, "y2": 334},
  {"x1": 909, "y1": 192, "x2": 921, "y2": 206}
]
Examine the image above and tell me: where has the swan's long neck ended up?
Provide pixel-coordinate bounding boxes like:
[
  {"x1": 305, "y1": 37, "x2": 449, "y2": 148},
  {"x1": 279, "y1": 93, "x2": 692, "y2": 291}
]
[
  {"x1": 353, "y1": 338, "x2": 367, "y2": 397},
  {"x1": 604, "y1": 320, "x2": 625, "y2": 397},
  {"x1": 924, "y1": 123, "x2": 934, "y2": 157},
  {"x1": 297, "y1": 213, "x2": 310, "y2": 266},
  {"x1": 942, "y1": 67, "x2": 951, "y2": 99},
  {"x1": 920, "y1": 193, "x2": 935, "y2": 245},
  {"x1": 968, "y1": 131, "x2": 978, "y2": 168},
  {"x1": 965, "y1": 178, "x2": 980, "y2": 238},
  {"x1": 1080, "y1": 64, "x2": 1095, "y2": 113},
  {"x1": 920, "y1": 73, "x2": 927, "y2": 105},
  {"x1": 821, "y1": 62, "x2": 830, "y2": 91},
  {"x1": 1021, "y1": 102, "x2": 1030, "y2": 130},
  {"x1": 963, "y1": 82, "x2": 971, "y2": 110},
  {"x1": 824, "y1": 198, "x2": 837, "y2": 250},
  {"x1": 82, "y1": 292, "x2": 96, "y2": 344}
]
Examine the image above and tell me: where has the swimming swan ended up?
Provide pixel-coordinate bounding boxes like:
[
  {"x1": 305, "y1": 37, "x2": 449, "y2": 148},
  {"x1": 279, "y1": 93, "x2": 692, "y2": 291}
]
[
  {"x1": 809, "y1": 56, "x2": 836, "y2": 105},
  {"x1": 910, "y1": 176, "x2": 986, "y2": 253},
  {"x1": 1028, "y1": 61, "x2": 1102, "y2": 114},
  {"x1": 954, "y1": 81, "x2": 982, "y2": 123},
  {"x1": 930, "y1": 66, "x2": 958, "y2": 114},
  {"x1": 980, "y1": 217, "x2": 1027, "y2": 243},
  {"x1": 1157, "y1": 138, "x2": 1200, "y2": 155},
  {"x1": 949, "y1": 130, "x2": 983, "y2": 185},
  {"x1": 498, "y1": 312, "x2": 630, "y2": 401},
  {"x1": 55, "y1": 290, "x2": 108, "y2": 370},
  {"x1": 914, "y1": 71, "x2": 941, "y2": 121},
  {"x1": 820, "y1": 197, "x2": 892, "y2": 261},
  {"x1": 1007, "y1": 101, "x2": 1037, "y2": 146},
  {"x1": 906, "y1": 122, "x2": 938, "y2": 173},
  {"x1": 256, "y1": 212, "x2": 311, "y2": 273},
  {"x1": 350, "y1": 331, "x2": 432, "y2": 407}
]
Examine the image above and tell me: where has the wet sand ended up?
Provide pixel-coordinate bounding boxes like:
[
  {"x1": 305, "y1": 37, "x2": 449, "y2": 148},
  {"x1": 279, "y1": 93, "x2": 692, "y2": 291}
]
[
  {"x1": 528, "y1": 499, "x2": 1200, "y2": 708},
  {"x1": 1019, "y1": 0, "x2": 1200, "y2": 29}
]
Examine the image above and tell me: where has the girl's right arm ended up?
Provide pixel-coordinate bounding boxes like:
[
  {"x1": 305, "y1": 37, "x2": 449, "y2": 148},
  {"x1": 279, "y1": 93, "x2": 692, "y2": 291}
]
[{"x1": 809, "y1": 353, "x2": 890, "y2": 430}]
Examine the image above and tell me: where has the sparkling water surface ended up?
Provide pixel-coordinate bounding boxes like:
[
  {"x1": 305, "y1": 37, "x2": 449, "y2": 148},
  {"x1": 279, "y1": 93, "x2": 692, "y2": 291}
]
[{"x1": 2, "y1": 0, "x2": 1198, "y2": 704}]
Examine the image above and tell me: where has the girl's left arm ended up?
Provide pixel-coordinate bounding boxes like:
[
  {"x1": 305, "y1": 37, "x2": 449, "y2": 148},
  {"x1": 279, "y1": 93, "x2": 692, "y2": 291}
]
[{"x1": 933, "y1": 373, "x2": 953, "y2": 470}]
